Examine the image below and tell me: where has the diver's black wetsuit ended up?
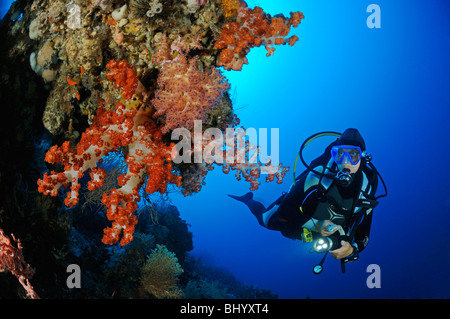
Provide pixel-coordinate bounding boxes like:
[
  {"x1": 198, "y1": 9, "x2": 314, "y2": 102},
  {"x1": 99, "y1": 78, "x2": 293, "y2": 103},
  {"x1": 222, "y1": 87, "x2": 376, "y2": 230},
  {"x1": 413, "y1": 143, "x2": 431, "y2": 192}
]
[{"x1": 229, "y1": 162, "x2": 376, "y2": 254}]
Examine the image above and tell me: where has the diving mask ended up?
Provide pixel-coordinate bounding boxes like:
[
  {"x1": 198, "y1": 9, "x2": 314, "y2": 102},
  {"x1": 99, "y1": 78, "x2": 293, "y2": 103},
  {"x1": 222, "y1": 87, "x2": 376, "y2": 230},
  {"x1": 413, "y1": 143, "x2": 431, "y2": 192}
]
[{"x1": 331, "y1": 145, "x2": 362, "y2": 165}]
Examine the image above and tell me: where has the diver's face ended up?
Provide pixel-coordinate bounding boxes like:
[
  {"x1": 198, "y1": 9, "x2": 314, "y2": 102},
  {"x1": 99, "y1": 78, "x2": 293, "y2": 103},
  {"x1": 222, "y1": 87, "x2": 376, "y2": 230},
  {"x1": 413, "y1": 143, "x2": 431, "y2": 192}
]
[
  {"x1": 331, "y1": 145, "x2": 362, "y2": 174},
  {"x1": 338, "y1": 160, "x2": 360, "y2": 174},
  {"x1": 331, "y1": 145, "x2": 361, "y2": 173}
]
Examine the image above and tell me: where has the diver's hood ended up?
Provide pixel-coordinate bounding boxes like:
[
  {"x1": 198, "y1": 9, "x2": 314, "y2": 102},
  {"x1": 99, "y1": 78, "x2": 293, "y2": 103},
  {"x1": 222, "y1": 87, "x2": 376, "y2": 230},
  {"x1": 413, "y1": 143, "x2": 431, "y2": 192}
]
[{"x1": 335, "y1": 128, "x2": 366, "y2": 151}]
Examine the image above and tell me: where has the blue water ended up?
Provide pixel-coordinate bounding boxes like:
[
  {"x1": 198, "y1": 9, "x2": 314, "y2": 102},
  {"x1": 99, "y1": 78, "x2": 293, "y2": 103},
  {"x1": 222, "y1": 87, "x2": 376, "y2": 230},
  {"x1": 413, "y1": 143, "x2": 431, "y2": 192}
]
[{"x1": 3, "y1": 0, "x2": 449, "y2": 298}]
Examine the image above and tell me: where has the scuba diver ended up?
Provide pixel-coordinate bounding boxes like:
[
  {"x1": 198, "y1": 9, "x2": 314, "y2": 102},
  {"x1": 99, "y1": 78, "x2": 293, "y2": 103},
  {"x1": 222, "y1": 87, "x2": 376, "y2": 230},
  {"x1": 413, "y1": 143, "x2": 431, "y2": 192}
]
[{"x1": 229, "y1": 128, "x2": 387, "y2": 274}]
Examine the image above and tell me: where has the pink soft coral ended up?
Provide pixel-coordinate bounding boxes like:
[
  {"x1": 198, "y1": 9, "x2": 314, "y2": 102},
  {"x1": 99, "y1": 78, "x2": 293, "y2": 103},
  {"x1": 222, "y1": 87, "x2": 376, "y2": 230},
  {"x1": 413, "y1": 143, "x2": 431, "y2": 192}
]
[
  {"x1": 0, "y1": 228, "x2": 39, "y2": 299},
  {"x1": 152, "y1": 53, "x2": 230, "y2": 134}
]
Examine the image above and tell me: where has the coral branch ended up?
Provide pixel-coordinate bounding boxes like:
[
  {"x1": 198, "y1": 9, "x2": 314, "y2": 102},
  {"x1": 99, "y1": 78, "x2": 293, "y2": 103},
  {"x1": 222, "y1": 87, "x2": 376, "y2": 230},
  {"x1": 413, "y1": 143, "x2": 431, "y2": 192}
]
[
  {"x1": 38, "y1": 96, "x2": 182, "y2": 246},
  {"x1": 106, "y1": 59, "x2": 139, "y2": 100},
  {"x1": 152, "y1": 37, "x2": 230, "y2": 133},
  {"x1": 215, "y1": 6, "x2": 304, "y2": 70},
  {"x1": 38, "y1": 60, "x2": 183, "y2": 245},
  {"x1": 220, "y1": 127, "x2": 289, "y2": 191},
  {"x1": 0, "y1": 229, "x2": 39, "y2": 299}
]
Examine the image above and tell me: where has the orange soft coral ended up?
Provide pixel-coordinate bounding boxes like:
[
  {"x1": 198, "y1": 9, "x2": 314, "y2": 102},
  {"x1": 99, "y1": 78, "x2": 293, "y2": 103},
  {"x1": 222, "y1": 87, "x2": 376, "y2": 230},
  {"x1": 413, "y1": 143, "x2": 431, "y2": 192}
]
[
  {"x1": 106, "y1": 59, "x2": 139, "y2": 100},
  {"x1": 38, "y1": 102, "x2": 182, "y2": 246},
  {"x1": 221, "y1": 0, "x2": 246, "y2": 18},
  {"x1": 38, "y1": 60, "x2": 182, "y2": 245},
  {"x1": 215, "y1": 6, "x2": 304, "y2": 70}
]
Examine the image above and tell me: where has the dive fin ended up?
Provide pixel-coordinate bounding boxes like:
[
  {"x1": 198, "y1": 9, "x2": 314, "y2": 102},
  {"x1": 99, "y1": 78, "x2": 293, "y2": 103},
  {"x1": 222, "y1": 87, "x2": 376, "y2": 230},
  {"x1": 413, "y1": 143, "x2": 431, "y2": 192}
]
[
  {"x1": 228, "y1": 192, "x2": 266, "y2": 227},
  {"x1": 227, "y1": 192, "x2": 254, "y2": 204}
]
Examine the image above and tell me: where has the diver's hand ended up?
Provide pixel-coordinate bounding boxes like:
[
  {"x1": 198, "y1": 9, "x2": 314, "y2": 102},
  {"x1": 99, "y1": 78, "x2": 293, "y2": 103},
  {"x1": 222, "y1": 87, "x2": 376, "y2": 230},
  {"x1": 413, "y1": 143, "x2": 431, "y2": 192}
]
[
  {"x1": 330, "y1": 241, "x2": 353, "y2": 260},
  {"x1": 315, "y1": 220, "x2": 341, "y2": 237}
]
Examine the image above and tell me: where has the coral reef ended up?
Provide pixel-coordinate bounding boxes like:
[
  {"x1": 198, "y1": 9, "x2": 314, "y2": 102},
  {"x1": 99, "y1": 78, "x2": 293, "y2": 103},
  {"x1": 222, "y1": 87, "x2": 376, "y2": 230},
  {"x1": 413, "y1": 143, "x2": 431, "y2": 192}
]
[
  {"x1": 0, "y1": 0, "x2": 303, "y2": 298},
  {"x1": 63, "y1": 201, "x2": 276, "y2": 299},
  {"x1": 37, "y1": 100, "x2": 182, "y2": 246},
  {"x1": 29, "y1": 0, "x2": 301, "y2": 246},
  {"x1": 182, "y1": 254, "x2": 278, "y2": 299}
]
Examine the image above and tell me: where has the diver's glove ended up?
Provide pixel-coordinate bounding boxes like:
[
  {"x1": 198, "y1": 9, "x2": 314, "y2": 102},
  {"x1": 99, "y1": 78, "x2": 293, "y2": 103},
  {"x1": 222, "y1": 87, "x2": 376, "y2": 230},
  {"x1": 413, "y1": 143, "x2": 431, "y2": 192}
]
[
  {"x1": 342, "y1": 243, "x2": 359, "y2": 263},
  {"x1": 315, "y1": 220, "x2": 341, "y2": 237}
]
